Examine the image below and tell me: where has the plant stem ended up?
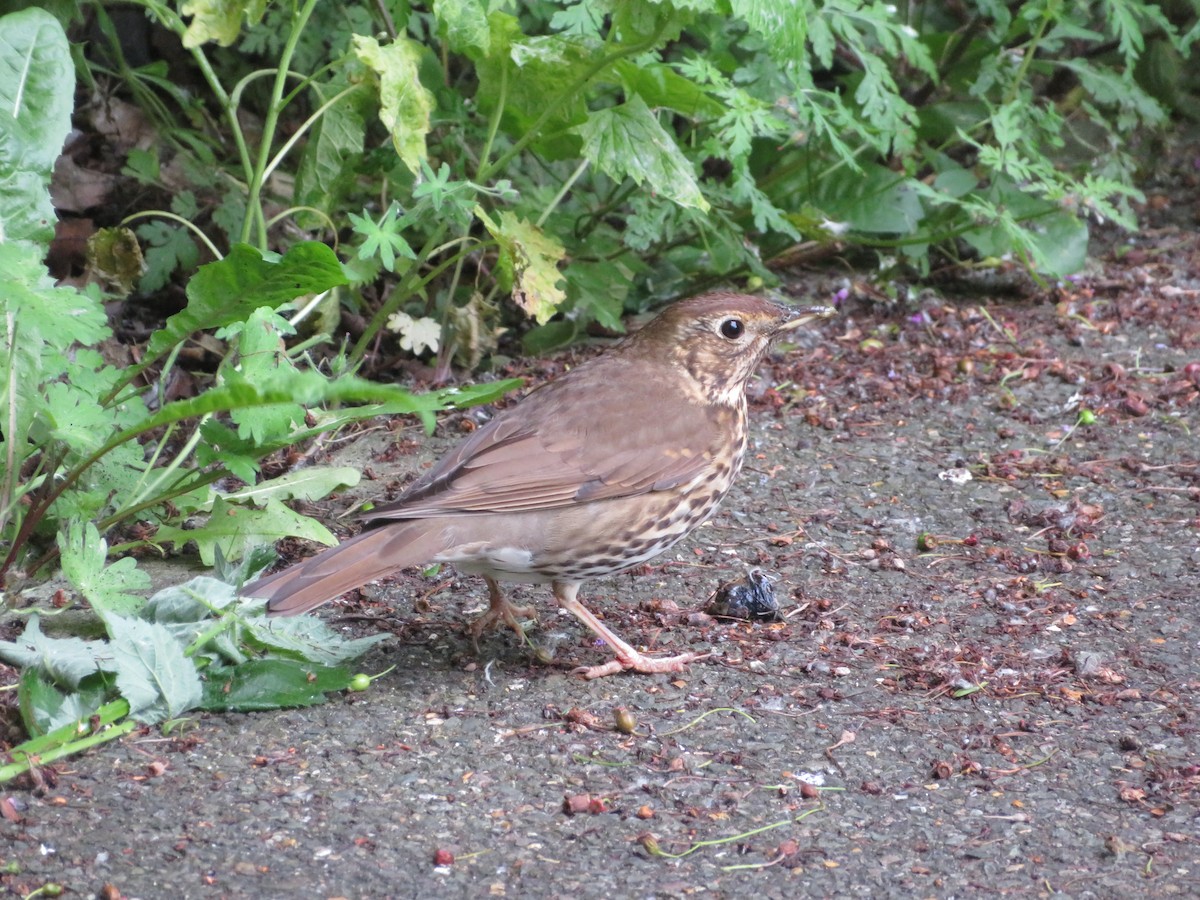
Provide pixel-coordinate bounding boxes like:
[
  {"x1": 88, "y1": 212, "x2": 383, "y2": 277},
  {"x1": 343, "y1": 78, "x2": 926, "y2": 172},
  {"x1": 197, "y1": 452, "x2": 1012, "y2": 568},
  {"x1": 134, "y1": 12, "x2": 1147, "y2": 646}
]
[{"x1": 240, "y1": 0, "x2": 322, "y2": 247}]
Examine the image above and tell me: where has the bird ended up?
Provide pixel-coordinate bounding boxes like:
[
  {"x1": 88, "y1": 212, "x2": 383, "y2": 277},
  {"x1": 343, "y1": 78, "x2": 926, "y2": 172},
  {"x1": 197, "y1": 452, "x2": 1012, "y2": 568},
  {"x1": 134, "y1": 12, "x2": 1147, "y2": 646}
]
[{"x1": 243, "y1": 292, "x2": 834, "y2": 678}]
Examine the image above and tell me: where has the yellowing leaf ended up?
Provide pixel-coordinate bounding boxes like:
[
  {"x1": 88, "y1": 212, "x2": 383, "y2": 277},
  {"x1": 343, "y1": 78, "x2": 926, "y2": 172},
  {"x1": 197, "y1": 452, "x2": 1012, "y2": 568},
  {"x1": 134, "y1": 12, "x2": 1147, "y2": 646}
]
[
  {"x1": 180, "y1": 0, "x2": 267, "y2": 48},
  {"x1": 475, "y1": 208, "x2": 566, "y2": 324},
  {"x1": 353, "y1": 35, "x2": 433, "y2": 174}
]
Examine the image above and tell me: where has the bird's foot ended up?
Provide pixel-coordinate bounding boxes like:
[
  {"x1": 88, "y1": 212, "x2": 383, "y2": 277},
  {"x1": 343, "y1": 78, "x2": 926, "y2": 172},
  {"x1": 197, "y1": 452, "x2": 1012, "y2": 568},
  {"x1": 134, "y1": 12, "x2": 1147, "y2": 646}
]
[
  {"x1": 469, "y1": 578, "x2": 538, "y2": 651},
  {"x1": 571, "y1": 649, "x2": 712, "y2": 680}
]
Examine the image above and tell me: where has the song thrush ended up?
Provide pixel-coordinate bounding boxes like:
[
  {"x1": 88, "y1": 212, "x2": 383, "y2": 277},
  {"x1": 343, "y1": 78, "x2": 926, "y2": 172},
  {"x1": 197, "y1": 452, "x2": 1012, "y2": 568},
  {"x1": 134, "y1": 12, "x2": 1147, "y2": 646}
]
[{"x1": 244, "y1": 292, "x2": 833, "y2": 678}]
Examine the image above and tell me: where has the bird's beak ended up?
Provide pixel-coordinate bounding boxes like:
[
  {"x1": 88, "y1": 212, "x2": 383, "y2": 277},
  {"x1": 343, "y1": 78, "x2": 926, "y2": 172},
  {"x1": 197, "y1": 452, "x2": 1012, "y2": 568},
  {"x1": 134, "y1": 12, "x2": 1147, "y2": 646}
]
[{"x1": 774, "y1": 304, "x2": 837, "y2": 333}]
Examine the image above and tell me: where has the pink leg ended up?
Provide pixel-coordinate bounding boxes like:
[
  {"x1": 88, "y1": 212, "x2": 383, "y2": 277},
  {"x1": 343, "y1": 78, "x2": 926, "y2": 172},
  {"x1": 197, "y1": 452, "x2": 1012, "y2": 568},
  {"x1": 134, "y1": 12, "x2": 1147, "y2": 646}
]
[{"x1": 553, "y1": 581, "x2": 706, "y2": 679}]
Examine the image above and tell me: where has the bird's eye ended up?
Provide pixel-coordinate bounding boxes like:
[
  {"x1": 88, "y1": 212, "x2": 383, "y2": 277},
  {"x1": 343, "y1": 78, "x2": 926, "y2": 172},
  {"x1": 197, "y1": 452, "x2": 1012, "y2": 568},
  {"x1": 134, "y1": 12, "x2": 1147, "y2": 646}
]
[{"x1": 719, "y1": 318, "x2": 744, "y2": 340}]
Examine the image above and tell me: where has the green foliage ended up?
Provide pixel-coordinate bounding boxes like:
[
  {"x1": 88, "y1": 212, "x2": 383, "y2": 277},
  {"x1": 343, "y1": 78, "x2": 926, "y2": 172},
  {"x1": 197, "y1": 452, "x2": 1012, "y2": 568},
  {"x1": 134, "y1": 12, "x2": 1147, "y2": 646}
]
[
  {"x1": 0, "y1": 575, "x2": 391, "y2": 781},
  {"x1": 74, "y1": 0, "x2": 1187, "y2": 366},
  {"x1": 0, "y1": 8, "x2": 520, "y2": 598}
]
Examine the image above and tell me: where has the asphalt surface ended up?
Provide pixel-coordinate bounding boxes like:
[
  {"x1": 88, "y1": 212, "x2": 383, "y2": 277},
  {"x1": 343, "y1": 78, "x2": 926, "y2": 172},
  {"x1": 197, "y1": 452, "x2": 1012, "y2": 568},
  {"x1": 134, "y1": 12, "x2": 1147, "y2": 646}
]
[{"x1": 3, "y1": 227, "x2": 1199, "y2": 898}]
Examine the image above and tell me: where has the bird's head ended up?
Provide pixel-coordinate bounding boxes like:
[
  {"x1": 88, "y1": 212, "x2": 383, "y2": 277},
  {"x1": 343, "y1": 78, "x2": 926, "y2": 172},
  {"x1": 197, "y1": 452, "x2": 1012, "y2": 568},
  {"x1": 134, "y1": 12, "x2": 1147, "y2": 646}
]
[{"x1": 631, "y1": 292, "x2": 835, "y2": 406}]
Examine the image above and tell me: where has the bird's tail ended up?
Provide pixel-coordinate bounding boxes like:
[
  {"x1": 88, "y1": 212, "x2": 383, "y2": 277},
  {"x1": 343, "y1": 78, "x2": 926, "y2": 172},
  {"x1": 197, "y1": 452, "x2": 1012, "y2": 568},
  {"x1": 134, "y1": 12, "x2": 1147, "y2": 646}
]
[{"x1": 243, "y1": 522, "x2": 448, "y2": 617}]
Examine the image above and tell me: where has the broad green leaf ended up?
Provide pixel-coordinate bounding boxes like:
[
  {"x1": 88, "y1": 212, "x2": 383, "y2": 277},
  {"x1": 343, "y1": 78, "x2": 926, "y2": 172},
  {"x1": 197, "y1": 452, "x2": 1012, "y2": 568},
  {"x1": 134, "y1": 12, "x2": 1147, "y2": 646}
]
[
  {"x1": 475, "y1": 25, "x2": 591, "y2": 161},
  {"x1": 614, "y1": 60, "x2": 724, "y2": 119},
  {"x1": 294, "y1": 76, "x2": 369, "y2": 218},
  {"x1": 104, "y1": 615, "x2": 203, "y2": 723},
  {"x1": 0, "y1": 7, "x2": 73, "y2": 243},
  {"x1": 243, "y1": 615, "x2": 390, "y2": 666},
  {"x1": 144, "y1": 242, "x2": 349, "y2": 364},
  {"x1": 352, "y1": 34, "x2": 433, "y2": 174},
  {"x1": 1025, "y1": 211, "x2": 1088, "y2": 277},
  {"x1": 433, "y1": 0, "x2": 491, "y2": 55},
  {"x1": 199, "y1": 659, "x2": 354, "y2": 711},
  {"x1": 807, "y1": 164, "x2": 925, "y2": 235},
  {"x1": 0, "y1": 616, "x2": 110, "y2": 689},
  {"x1": 574, "y1": 94, "x2": 709, "y2": 212},
  {"x1": 58, "y1": 521, "x2": 151, "y2": 616},
  {"x1": 155, "y1": 496, "x2": 337, "y2": 565},
  {"x1": 475, "y1": 208, "x2": 566, "y2": 324}
]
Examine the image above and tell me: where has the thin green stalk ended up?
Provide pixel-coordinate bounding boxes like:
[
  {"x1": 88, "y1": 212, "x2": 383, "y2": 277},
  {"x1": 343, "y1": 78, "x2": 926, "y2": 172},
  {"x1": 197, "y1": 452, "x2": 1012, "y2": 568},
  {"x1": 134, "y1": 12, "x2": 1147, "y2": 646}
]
[
  {"x1": 537, "y1": 158, "x2": 590, "y2": 228},
  {"x1": 121, "y1": 210, "x2": 223, "y2": 260},
  {"x1": 261, "y1": 85, "x2": 358, "y2": 184},
  {"x1": 0, "y1": 699, "x2": 134, "y2": 785},
  {"x1": 240, "y1": 0, "x2": 322, "y2": 247},
  {"x1": 1004, "y1": 4, "x2": 1054, "y2": 107}
]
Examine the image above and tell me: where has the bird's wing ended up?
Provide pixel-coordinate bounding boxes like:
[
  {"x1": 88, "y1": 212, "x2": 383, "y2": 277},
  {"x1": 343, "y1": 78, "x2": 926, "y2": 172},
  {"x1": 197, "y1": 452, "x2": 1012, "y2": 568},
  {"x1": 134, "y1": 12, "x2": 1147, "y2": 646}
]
[{"x1": 365, "y1": 356, "x2": 726, "y2": 521}]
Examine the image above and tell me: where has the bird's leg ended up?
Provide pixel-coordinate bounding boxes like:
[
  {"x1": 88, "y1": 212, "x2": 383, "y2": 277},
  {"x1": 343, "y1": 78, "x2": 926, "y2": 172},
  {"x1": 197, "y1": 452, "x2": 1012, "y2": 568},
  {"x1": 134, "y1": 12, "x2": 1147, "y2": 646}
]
[
  {"x1": 553, "y1": 581, "x2": 707, "y2": 679},
  {"x1": 468, "y1": 576, "x2": 538, "y2": 650}
]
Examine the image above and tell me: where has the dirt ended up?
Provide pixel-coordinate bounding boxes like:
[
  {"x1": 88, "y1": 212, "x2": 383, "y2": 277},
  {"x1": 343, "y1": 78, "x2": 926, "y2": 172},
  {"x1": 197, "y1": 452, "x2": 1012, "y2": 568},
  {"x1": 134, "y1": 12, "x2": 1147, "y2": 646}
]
[{"x1": 4, "y1": 185, "x2": 1200, "y2": 898}]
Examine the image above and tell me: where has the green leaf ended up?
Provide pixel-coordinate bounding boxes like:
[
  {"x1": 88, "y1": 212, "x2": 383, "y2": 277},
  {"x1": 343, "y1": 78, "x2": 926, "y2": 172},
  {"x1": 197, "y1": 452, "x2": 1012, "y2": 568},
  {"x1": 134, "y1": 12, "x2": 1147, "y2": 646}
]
[
  {"x1": 155, "y1": 496, "x2": 336, "y2": 566},
  {"x1": 474, "y1": 25, "x2": 591, "y2": 161},
  {"x1": 243, "y1": 615, "x2": 390, "y2": 666},
  {"x1": 199, "y1": 659, "x2": 354, "y2": 711},
  {"x1": 434, "y1": 0, "x2": 491, "y2": 55},
  {"x1": 142, "y1": 576, "x2": 242, "y2": 625},
  {"x1": 614, "y1": 60, "x2": 723, "y2": 119},
  {"x1": 0, "y1": 616, "x2": 109, "y2": 689},
  {"x1": 58, "y1": 521, "x2": 151, "y2": 616},
  {"x1": 104, "y1": 615, "x2": 203, "y2": 723},
  {"x1": 17, "y1": 667, "x2": 111, "y2": 737},
  {"x1": 574, "y1": 94, "x2": 710, "y2": 212},
  {"x1": 1020, "y1": 210, "x2": 1090, "y2": 277},
  {"x1": 475, "y1": 208, "x2": 566, "y2": 324},
  {"x1": 294, "y1": 76, "x2": 369, "y2": 219},
  {"x1": 731, "y1": 0, "x2": 810, "y2": 68},
  {"x1": 222, "y1": 466, "x2": 361, "y2": 506},
  {"x1": 0, "y1": 7, "x2": 73, "y2": 243},
  {"x1": 228, "y1": 307, "x2": 305, "y2": 443},
  {"x1": 144, "y1": 242, "x2": 349, "y2": 364},
  {"x1": 352, "y1": 34, "x2": 433, "y2": 174},
  {"x1": 808, "y1": 164, "x2": 925, "y2": 235},
  {"x1": 136, "y1": 220, "x2": 200, "y2": 294}
]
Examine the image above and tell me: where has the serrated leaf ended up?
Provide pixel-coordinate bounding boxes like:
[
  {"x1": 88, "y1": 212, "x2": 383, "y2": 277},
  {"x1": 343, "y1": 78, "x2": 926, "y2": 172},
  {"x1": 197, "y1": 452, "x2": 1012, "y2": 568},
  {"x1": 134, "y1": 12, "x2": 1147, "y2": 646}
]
[
  {"x1": 57, "y1": 521, "x2": 150, "y2": 616},
  {"x1": 352, "y1": 34, "x2": 433, "y2": 174},
  {"x1": 144, "y1": 242, "x2": 348, "y2": 364},
  {"x1": 475, "y1": 208, "x2": 566, "y2": 324},
  {"x1": 243, "y1": 615, "x2": 390, "y2": 666},
  {"x1": 0, "y1": 616, "x2": 111, "y2": 689},
  {"x1": 223, "y1": 467, "x2": 361, "y2": 506},
  {"x1": 573, "y1": 94, "x2": 710, "y2": 212},
  {"x1": 155, "y1": 497, "x2": 336, "y2": 566},
  {"x1": 199, "y1": 659, "x2": 354, "y2": 711},
  {"x1": 136, "y1": 221, "x2": 199, "y2": 294},
  {"x1": 104, "y1": 616, "x2": 203, "y2": 723}
]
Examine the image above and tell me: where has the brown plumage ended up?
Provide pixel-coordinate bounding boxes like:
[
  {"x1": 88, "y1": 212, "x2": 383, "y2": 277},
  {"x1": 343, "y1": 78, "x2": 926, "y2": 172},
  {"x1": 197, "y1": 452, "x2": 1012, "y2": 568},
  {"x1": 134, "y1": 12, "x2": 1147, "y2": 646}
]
[{"x1": 243, "y1": 292, "x2": 834, "y2": 678}]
